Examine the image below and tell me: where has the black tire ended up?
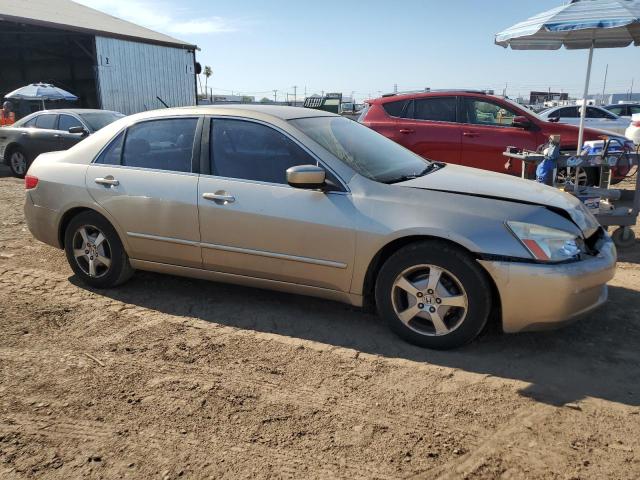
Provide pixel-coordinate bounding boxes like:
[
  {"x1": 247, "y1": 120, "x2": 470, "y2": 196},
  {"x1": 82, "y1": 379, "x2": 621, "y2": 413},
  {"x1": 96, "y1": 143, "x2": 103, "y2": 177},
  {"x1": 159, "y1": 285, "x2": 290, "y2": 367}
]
[
  {"x1": 7, "y1": 146, "x2": 30, "y2": 178},
  {"x1": 611, "y1": 227, "x2": 636, "y2": 249},
  {"x1": 64, "y1": 211, "x2": 134, "y2": 288},
  {"x1": 375, "y1": 241, "x2": 492, "y2": 350}
]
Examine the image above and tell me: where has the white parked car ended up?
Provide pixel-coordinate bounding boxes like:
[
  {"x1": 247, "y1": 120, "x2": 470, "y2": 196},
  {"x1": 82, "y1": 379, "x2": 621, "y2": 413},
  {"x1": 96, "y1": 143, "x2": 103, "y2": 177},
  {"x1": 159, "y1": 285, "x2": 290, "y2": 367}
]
[
  {"x1": 626, "y1": 113, "x2": 640, "y2": 145},
  {"x1": 539, "y1": 105, "x2": 629, "y2": 135}
]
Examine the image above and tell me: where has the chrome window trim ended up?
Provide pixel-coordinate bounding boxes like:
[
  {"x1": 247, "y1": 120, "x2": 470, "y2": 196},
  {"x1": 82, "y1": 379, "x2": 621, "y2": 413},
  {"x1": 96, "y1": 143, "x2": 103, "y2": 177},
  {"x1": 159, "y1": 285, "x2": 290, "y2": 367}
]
[{"x1": 205, "y1": 115, "x2": 350, "y2": 193}]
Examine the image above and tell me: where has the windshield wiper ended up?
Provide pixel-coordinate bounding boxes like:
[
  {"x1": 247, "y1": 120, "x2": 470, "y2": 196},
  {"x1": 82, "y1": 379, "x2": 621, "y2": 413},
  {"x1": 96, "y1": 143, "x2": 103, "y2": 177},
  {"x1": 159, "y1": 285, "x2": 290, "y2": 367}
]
[{"x1": 382, "y1": 162, "x2": 445, "y2": 184}]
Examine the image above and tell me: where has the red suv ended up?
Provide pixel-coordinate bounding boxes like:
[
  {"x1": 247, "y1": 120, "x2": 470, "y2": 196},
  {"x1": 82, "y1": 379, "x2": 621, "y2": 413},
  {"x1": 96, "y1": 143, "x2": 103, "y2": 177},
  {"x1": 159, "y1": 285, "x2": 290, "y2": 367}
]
[{"x1": 359, "y1": 90, "x2": 633, "y2": 184}]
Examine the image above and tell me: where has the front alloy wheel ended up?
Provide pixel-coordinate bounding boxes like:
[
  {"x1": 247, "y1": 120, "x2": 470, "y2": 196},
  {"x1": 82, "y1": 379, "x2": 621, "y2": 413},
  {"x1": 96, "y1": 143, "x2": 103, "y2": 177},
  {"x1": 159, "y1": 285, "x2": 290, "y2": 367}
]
[
  {"x1": 375, "y1": 241, "x2": 492, "y2": 349},
  {"x1": 391, "y1": 265, "x2": 468, "y2": 337}
]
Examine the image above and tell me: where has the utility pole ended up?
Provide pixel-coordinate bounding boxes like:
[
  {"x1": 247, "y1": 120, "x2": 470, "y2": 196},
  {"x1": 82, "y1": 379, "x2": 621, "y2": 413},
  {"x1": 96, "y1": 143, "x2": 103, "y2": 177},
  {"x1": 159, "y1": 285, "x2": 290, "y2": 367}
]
[
  {"x1": 600, "y1": 64, "x2": 608, "y2": 105},
  {"x1": 273, "y1": 89, "x2": 278, "y2": 103},
  {"x1": 393, "y1": 83, "x2": 398, "y2": 93},
  {"x1": 292, "y1": 86, "x2": 298, "y2": 106},
  {"x1": 631, "y1": 78, "x2": 635, "y2": 100},
  {"x1": 503, "y1": 83, "x2": 508, "y2": 97}
]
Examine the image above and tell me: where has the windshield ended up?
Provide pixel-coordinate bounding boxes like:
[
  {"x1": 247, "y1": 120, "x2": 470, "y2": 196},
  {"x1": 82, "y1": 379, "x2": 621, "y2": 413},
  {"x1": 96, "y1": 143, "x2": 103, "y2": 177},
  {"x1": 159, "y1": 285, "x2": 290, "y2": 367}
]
[
  {"x1": 290, "y1": 116, "x2": 431, "y2": 183},
  {"x1": 79, "y1": 112, "x2": 124, "y2": 132}
]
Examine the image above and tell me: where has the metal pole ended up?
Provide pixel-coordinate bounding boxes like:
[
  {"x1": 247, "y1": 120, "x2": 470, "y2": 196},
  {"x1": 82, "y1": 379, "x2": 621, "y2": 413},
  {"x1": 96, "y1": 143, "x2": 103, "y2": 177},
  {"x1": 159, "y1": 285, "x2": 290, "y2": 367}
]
[
  {"x1": 576, "y1": 42, "x2": 594, "y2": 156},
  {"x1": 601, "y1": 64, "x2": 608, "y2": 105}
]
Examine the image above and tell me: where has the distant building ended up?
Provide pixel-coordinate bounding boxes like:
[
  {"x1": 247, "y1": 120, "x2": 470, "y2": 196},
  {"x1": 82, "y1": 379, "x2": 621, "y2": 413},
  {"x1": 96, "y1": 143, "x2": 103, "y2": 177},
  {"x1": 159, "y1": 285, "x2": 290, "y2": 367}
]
[
  {"x1": 589, "y1": 93, "x2": 640, "y2": 105},
  {"x1": 529, "y1": 91, "x2": 569, "y2": 105},
  {"x1": 0, "y1": 0, "x2": 198, "y2": 116}
]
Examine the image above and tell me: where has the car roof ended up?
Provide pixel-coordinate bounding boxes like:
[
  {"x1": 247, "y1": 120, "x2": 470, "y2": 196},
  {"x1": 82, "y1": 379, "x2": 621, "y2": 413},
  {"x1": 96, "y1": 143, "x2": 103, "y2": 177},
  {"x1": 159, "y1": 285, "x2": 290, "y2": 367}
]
[
  {"x1": 24, "y1": 109, "x2": 122, "y2": 116},
  {"x1": 124, "y1": 105, "x2": 338, "y2": 122},
  {"x1": 370, "y1": 90, "x2": 491, "y2": 104}
]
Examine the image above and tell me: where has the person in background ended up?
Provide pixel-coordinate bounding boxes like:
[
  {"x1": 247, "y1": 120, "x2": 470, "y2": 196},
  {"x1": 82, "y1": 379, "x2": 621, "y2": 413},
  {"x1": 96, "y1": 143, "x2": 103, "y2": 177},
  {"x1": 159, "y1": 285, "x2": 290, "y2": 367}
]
[
  {"x1": 536, "y1": 135, "x2": 561, "y2": 186},
  {"x1": 1, "y1": 101, "x2": 15, "y2": 126}
]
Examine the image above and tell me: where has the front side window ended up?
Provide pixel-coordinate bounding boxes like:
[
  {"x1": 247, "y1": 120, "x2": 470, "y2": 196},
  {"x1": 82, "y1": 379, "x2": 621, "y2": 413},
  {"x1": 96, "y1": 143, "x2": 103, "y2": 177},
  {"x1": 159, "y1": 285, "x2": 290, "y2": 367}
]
[
  {"x1": 210, "y1": 119, "x2": 316, "y2": 184},
  {"x1": 291, "y1": 116, "x2": 431, "y2": 184},
  {"x1": 121, "y1": 118, "x2": 197, "y2": 172},
  {"x1": 413, "y1": 97, "x2": 457, "y2": 122},
  {"x1": 58, "y1": 114, "x2": 83, "y2": 131},
  {"x1": 35, "y1": 114, "x2": 57, "y2": 129},
  {"x1": 462, "y1": 99, "x2": 517, "y2": 126}
]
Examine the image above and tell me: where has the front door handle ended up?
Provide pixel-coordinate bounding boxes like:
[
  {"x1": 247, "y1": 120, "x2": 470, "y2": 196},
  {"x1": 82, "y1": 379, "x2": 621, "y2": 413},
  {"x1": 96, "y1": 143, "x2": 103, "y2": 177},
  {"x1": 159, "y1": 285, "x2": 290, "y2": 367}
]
[
  {"x1": 463, "y1": 131, "x2": 479, "y2": 138},
  {"x1": 95, "y1": 176, "x2": 120, "y2": 187},
  {"x1": 202, "y1": 192, "x2": 235, "y2": 204},
  {"x1": 399, "y1": 129, "x2": 415, "y2": 134}
]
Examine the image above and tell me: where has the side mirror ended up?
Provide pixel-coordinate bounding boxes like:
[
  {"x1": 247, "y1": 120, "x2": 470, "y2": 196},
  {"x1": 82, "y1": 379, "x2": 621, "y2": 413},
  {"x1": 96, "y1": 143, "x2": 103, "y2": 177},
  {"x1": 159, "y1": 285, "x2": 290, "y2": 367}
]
[
  {"x1": 68, "y1": 126, "x2": 88, "y2": 136},
  {"x1": 286, "y1": 165, "x2": 326, "y2": 189},
  {"x1": 548, "y1": 117, "x2": 560, "y2": 123},
  {"x1": 512, "y1": 116, "x2": 531, "y2": 129}
]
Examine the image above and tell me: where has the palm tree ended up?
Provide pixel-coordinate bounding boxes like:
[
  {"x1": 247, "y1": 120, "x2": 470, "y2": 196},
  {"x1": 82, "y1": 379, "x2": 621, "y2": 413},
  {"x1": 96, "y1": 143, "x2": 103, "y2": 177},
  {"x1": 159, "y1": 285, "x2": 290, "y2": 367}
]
[{"x1": 203, "y1": 66, "x2": 213, "y2": 100}]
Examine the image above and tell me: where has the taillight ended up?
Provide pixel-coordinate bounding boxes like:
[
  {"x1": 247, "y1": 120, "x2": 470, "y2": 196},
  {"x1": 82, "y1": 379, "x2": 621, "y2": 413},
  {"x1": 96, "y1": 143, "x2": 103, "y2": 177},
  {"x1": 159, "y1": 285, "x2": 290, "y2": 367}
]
[
  {"x1": 25, "y1": 175, "x2": 39, "y2": 189},
  {"x1": 633, "y1": 121, "x2": 640, "y2": 127}
]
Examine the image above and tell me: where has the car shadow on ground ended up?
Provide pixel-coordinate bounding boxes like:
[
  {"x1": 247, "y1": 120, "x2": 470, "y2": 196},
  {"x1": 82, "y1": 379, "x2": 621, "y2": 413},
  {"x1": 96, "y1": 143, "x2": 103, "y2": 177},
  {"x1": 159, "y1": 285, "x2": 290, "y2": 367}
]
[
  {"x1": 71, "y1": 271, "x2": 640, "y2": 409},
  {"x1": 0, "y1": 165, "x2": 13, "y2": 178}
]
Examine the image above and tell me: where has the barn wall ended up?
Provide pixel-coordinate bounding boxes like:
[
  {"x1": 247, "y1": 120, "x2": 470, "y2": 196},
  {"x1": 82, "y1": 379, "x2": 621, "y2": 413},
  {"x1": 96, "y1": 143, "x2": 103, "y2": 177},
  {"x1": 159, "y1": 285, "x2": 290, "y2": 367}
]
[{"x1": 95, "y1": 36, "x2": 196, "y2": 115}]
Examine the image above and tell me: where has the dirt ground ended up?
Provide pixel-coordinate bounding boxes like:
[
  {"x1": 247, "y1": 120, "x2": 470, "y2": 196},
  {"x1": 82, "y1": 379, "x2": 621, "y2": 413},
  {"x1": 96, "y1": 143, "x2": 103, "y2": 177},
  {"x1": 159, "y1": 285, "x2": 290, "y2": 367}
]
[{"x1": 0, "y1": 166, "x2": 639, "y2": 479}]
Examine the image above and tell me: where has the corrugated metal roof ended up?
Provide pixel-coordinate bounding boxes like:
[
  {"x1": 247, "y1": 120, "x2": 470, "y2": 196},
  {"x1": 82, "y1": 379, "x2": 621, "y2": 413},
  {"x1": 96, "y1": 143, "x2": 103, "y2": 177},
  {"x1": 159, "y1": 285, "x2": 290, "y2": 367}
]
[{"x1": 0, "y1": 0, "x2": 197, "y2": 49}]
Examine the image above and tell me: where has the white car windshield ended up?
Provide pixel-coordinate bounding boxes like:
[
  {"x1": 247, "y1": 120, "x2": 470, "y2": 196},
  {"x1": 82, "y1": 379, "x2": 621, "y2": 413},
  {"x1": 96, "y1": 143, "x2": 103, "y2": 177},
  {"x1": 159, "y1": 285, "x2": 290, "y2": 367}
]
[{"x1": 291, "y1": 116, "x2": 434, "y2": 183}]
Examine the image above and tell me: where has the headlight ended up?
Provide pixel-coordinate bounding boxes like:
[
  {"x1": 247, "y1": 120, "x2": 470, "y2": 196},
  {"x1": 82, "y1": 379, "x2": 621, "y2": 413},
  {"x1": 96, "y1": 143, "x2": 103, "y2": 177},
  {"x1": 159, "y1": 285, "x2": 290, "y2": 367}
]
[{"x1": 506, "y1": 221, "x2": 582, "y2": 262}]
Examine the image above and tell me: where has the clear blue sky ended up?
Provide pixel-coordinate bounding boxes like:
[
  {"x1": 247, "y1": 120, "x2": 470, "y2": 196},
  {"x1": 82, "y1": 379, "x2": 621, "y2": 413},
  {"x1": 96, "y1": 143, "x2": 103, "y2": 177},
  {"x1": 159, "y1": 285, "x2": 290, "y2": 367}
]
[{"x1": 79, "y1": 0, "x2": 640, "y2": 101}]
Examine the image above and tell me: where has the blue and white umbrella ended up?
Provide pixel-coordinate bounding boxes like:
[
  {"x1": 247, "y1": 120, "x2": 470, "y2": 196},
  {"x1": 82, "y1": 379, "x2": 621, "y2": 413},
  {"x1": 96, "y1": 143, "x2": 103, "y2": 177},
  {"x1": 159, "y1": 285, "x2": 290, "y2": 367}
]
[
  {"x1": 496, "y1": 0, "x2": 640, "y2": 153},
  {"x1": 5, "y1": 83, "x2": 78, "y2": 110}
]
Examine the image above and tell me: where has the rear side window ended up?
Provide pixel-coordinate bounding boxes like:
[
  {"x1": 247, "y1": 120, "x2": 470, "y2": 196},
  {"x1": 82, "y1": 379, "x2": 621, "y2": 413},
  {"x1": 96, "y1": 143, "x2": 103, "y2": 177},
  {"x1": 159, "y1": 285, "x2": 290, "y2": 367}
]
[
  {"x1": 631, "y1": 106, "x2": 640, "y2": 115},
  {"x1": 382, "y1": 100, "x2": 409, "y2": 118},
  {"x1": 211, "y1": 119, "x2": 316, "y2": 184},
  {"x1": 552, "y1": 107, "x2": 579, "y2": 118},
  {"x1": 607, "y1": 106, "x2": 625, "y2": 116},
  {"x1": 23, "y1": 117, "x2": 38, "y2": 128},
  {"x1": 35, "y1": 114, "x2": 57, "y2": 129},
  {"x1": 413, "y1": 97, "x2": 457, "y2": 122},
  {"x1": 58, "y1": 114, "x2": 83, "y2": 131},
  {"x1": 121, "y1": 118, "x2": 198, "y2": 173},
  {"x1": 95, "y1": 131, "x2": 125, "y2": 165}
]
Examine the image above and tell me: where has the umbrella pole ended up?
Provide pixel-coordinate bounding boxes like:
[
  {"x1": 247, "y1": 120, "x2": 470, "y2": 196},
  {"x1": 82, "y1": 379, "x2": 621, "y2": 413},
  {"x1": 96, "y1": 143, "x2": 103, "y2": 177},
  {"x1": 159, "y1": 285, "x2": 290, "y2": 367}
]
[
  {"x1": 41, "y1": 99, "x2": 45, "y2": 111},
  {"x1": 576, "y1": 42, "x2": 594, "y2": 156}
]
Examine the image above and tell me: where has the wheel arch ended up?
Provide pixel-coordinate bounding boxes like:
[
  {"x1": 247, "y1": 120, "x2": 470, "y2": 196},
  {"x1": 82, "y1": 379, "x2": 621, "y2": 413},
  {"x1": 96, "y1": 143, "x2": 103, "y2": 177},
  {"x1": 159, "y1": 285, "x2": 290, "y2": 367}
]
[
  {"x1": 361, "y1": 235, "x2": 503, "y2": 331},
  {"x1": 57, "y1": 207, "x2": 128, "y2": 253},
  {"x1": 3, "y1": 142, "x2": 22, "y2": 164}
]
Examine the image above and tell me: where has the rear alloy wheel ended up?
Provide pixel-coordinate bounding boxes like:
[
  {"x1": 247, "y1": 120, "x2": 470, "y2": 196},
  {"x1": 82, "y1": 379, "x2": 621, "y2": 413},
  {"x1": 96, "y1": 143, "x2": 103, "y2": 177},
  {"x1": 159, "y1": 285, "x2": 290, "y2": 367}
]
[
  {"x1": 8, "y1": 148, "x2": 28, "y2": 178},
  {"x1": 64, "y1": 211, "x2": 134, "y2": 288},
  {"x1": 375, "y1": 241, "x2": 492, "y2": 349}
]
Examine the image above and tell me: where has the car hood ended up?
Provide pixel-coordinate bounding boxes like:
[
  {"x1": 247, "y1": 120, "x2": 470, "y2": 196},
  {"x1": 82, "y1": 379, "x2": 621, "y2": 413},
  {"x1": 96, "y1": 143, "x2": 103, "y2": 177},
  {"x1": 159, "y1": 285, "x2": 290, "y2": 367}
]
[{"x1": 397, "y1": 164, "x2": 600, "y2": 236}]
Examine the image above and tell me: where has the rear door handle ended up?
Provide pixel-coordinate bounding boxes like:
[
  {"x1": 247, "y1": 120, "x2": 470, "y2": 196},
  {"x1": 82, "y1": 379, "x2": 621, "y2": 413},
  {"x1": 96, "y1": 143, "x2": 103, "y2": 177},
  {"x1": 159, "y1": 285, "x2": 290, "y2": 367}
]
[
  {"x1": 463, "y1": 132, "x2": 479, "y2": 138},
  {"x1": 95, "y1": 177, "x2": 119, "y2": 187},
  {"x1": 399, "y1": 129, "x2": 415, "y2": 134},
  {"x1": 202, "y1": 192, "x2": 235, "y2": 204}
]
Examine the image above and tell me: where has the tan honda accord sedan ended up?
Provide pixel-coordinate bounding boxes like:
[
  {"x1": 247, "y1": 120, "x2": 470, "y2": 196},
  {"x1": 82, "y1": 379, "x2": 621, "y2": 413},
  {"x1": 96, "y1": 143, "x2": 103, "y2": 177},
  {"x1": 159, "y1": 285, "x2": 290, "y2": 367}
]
[{"x1": 23, "y1": 106, "x2": 616, "y2": 349}]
